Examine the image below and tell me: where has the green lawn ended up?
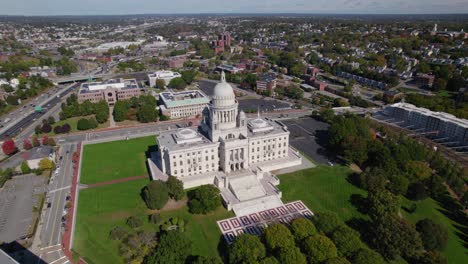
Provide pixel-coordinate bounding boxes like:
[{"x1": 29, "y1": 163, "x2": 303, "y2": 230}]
[
  {"x1": 73, "y1": 179, "x2": 150, "y2": 264},
  {"x1": 401, "y1": 197, "x2": 467, "y2": 264},
  {"x1": 80, "y1": 136, "x2": 155, "y2": 184},
  {"x1": 73, "y1": 178, "x2": 234, "y2": 264},
  {"x1": 159, "y1": 206, "x2": 234, "y2": 257},
  {"x1": 278, "y1": 165, "x2": 466, "y2": 263},
  {"x1": 278, "y1": 165, "x2": 366, "y2": 222}
]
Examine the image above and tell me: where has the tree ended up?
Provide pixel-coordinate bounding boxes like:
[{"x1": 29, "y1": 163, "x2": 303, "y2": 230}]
[
  {"x1": 259, "y1": 257, "x2": 280, "y2": 264},
  {"x1": 276, "y1": 246, "x2": 307, "y2": 264},
  {"x1": 416, "y1": 218, "x2": 448, "y2": 251},
  {"x1": 143, "y1": 180, "x2": 169, "y2": 210},
  {"x1": 367, "y1": 190, "x2": 400, "y2": 221},
  {"x1": 351, "y1": 248, "x2": 385, "y2": 264},
  {"x1": 407, "y1": 182, "x2": 428, "y2": 201},
  {"x1": 290, "y1": 218, "x2": 317, "y2": 242},
  {"x1": 53, "y1": 126, "x2": 63, "y2": 134},
  {"x1": 32, "y1": 136, "x2": 40, "y2": 147},
  {"x1": 126, "y1": 216, "x2": 143, "y2": 229},
  {"x1": 414, "y1": 250, "x2": 447, "y2": 264},
  {"x1": 323, "y1": 257, "x2": 351, "y2": 264},
  {"x1": 47, "y1": 116, "x2": 55, "y2": 125},
  {"x1": 330, "y1": 225, "x2": 363, "y2": 257},
  {"x1": 155, "y1": 79, "x2": 166, "y2": 89},
  {"x1": 42, "y1": 135, "x2": 49, "y2": 145},
  {"x1": 181, "y1": 70, "x2": 198, "y2": 84},
  {"x1": 187, "y1": 185, "x2": 221, "y2": 214},
  {"x1": 229, "y1": 234, "x2": 266, "y2": 264},
  {"x1": 371, "y1": 216, "x2": 423, "y2": 260},
  {"x1": 23, "y1": 139, "x2": 32, "y2": 150},
  {"x1": 169, "y1": 77, "x2": 187, "y2": 90},
  {"x1": 47, "y1": 138, "x2": 56, "y2": 146},
  {"x1": 95, "y1": 109, "x2": 109, "y2": 124},
  {"x1": 77, "y1": 118, "x2": 90, "y2": 131},
  {"x1": 302, "y1": 234, "x2": 338, "y2": 264},
  {"x1": 2, "y1": 139, "x2": 17, "y2": 155},
  {"x1": 146, "y1": 231, "x2": 191, "y2": 264},
  {"x1": 264, "y1": 224, "x2": 295, "y2": 252},
  {"x1": 61, "y1": 123, "x2": 71, "y2": 133},
  {"x1": 191, "y1": 255, "x2": 223, "y2": 264},
  {"x1": 38, "y1": 158, "x2": 54, "y2": 170},
  {"x1": 109, "y1": 226, "x2": 128, "y2": 240},
  {"x1": 137, "y1": 104, "x2": 157, "y2": 123},
  {"x1": 113, "y1": 100, "x2": 129, "y2": 122},
  {"x1": 166, "y1": 176, "x2": 184, "y2": 201},
  {"x1": 313, "y1": 211, "x2": 342, "y2": 234},
  {"x1": 20, "y1": 162, "x2": 31, "y2": 174}
]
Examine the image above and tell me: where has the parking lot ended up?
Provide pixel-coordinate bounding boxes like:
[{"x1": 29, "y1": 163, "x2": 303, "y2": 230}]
[
  {"x1": 282, "y1": 117, "x2": 331, "y2": 165},
  {"x1": 0, "y1": 175, "x2": 48, "y2": 243}
]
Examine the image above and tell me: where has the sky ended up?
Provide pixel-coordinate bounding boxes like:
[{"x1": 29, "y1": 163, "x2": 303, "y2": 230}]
[{"x1": 0, "y1": 0, "x2": 467, "y2": 16}]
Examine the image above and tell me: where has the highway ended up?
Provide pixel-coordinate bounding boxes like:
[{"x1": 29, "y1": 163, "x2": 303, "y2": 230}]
[
  {"x1": 0, "y1": 83, "x2": 79, "y2": 141},
  {"x1": 40, "y1": 144, "x2": 75, "y2": 248}
]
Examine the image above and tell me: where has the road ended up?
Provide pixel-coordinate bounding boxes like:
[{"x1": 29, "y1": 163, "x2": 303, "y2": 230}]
[
  {"x1": 0, "y1": 83, "x2": 79, "y2": 141},
  {"x1": 40, "y1": 144, "x2": 75, "y2": 249}
]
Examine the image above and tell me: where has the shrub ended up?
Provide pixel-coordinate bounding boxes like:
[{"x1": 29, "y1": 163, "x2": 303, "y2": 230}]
[
  {"x1": 324, "y1": 257, "x2": 351, "y2": 264},
  {"x1": 23, "y1": 139, "x2": 33, "y2": 150},
  {"x1": 47, "y1": 138, "x2": 56, "y2": 146},
  {"x1": 149, "y1": 213, "x2": 161, "y2": 224},
  {"x1": 109, "y1": 226, "x2": 128, "y2": 240},
  {"x1": 126, "y1": 216, "x2": 143, "y2": 228},
  {"x1": 41, "y1": 123, "x2": 52, "y2": 133},
  {"x1": 21, "y1": 162, "x2": 31, "y2": 174},
  {"x1": 61, "y1": 123, "x2": 71, "y2": 133},
  {"x1": 145, "y1": 231, "x2": 192, "y2": 264},
  {"x1": 32, "y1": 136, "x2": 40, "y2": 147},
  {"x1": 53, "y1": 125, "x2": 63, "y2": 134},
  {"x1": 187, "y1": 185, "x2": 221, "y2": 214},
  {"x1": 143, "y1": 180, "x2": 169, "y2": 210}
]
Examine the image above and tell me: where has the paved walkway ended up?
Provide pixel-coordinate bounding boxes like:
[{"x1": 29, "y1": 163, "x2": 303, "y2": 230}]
[
  {"x1": 109, "y1": 106, "x2": 116, "y2": 128},
  {"x1": 86, "y1": 175, "x2": 148, "y2": 189}
]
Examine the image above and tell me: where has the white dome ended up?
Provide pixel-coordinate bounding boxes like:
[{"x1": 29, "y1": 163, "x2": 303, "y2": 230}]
[{"x1": 213, "y1": 71, "x2": 235, "y2": 98}]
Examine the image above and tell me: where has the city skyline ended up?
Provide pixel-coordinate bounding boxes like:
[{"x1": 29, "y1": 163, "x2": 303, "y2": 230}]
[{"x1": 1, "y1": 0, "x2": 468, "y2": 16}]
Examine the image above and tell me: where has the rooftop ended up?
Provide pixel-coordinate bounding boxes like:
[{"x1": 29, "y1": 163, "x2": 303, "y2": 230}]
[
  {"x1": 159, "y1": 90, "x2": 209, "y2": 108},
  {"x1": 390, "y1": 103, "x2": 468, "y2": 128},
  {"x1": 158, "y1": 128, "x2": 218, "y2": 151},
  {"x1": 79, "y1": 78, "x2": 139, "y2": 94}
]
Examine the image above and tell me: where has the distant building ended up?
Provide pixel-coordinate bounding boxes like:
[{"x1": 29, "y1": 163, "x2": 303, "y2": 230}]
[
  {"x1": 382, "y1": 103, "x2": 468, "y2": 145},
  {"x1": 256, "y1": 73, "x2": 277, "y2": 95},
  {"x1": 212, "y1": 32, "x2": 232, "y2": 54},
  {"x1": 414, "y1": 73, "x2": 435, "y2": 89},
  {"x1": 148, "y1": 71, "x2": 182, "y2": 87},
  {"x1": 215, "y1": 64, "x2": 242, "y2": 74},
  {"x1": 383, "y1": 90, "x2": 404, "y2": 102},
  {"x1": 159, "y1": 90, "x2": 210, "y2": 119},
  {"x1": 78, "y1": 78, "x2": 142, "y2": 105},
  {"x1": 167, "y1": 55, "x2": 188, "y2": 68}
]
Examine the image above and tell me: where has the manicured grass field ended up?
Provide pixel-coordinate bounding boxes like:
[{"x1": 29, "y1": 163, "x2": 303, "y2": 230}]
[
  {"x1": 159, "y1": 206, "x2": 234, "y2": 257},
  {"x1": 278, "y1": 165, "x2": 367, "y2": 222},
  {"x1": 73, "y1": 177, "x2": 233, "y2": 264},
  {"x1": 80, "y1": 136, "x2": 155, "y2": 184},
  {"x1": 73, "y1": 178, "x2": 150, "y2": 264},
  {"x1": 401, "y1": 197, "x2": 467, "y2": 264},
  {"x1": 278, "y1": 165, "x2": 466, "y2": 263}
]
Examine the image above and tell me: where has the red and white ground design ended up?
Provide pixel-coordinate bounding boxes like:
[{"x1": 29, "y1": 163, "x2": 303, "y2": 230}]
[{"x1": 217, "y1": 200, "x2": 313, "y2": 244}]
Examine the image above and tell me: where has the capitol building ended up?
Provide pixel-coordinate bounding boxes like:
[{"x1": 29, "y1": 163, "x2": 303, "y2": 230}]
[{"x1": 150, "y1": 72, "x2": 302, "y2": 216}]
